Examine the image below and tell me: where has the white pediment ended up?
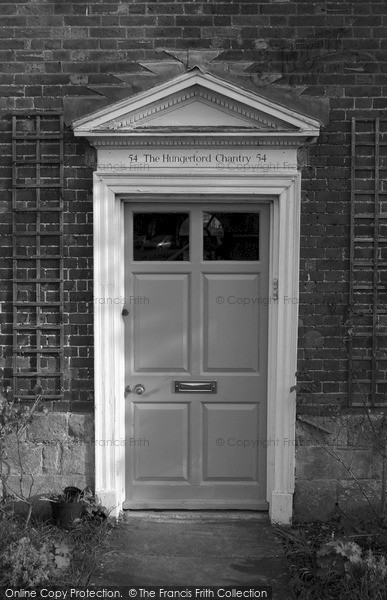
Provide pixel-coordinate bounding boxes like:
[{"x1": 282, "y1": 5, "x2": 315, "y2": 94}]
[
  {"x1": 73, "y1": 69, "x2": 321, "y2": 143},
  {"x1": 82, "y1": 86, "x2": 295, "y2": 133},
  {"x1": 141, "y1": 97, "x2": 256, "y2": 127}
]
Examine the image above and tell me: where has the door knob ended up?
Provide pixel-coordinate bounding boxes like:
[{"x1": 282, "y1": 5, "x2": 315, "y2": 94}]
[{"x1": 125, "y1": 384, "x2": 145, "y2": 395}]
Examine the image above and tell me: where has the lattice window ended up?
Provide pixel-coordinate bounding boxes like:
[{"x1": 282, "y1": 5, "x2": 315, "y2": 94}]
[
  {"x1": 349, "y1": 118, "x2": 387, "y2": 406},
  {"x1": 12, "y1": 113, "x2": 64, "y2": 403}
]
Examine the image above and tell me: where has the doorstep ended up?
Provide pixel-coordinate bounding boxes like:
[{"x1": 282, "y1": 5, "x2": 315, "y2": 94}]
[{"x1": 89, "y1": 511, "x2": 291, "y2": 599}]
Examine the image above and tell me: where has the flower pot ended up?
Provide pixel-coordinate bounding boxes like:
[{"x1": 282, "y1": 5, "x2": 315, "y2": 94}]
[{"x1": 50, "y1": 501, "x2": 83, "y2": 529}]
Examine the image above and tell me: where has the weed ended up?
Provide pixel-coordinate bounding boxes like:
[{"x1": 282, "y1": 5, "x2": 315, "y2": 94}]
[
  {"x1": 277, "y1": 522, "x2": 387, "y2": 600},
  {"x1": 0, "y1": 503, "x2": 112, "y2": 589}
]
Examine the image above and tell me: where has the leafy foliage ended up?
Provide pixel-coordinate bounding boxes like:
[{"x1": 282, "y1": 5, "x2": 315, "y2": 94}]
[
  {"x1": 278, "y1": 523, "x2": 387, "y2": 600},
  {"x1": 0, "y1": 386, "x2": 111, "y2": 588},
  {"x1": 0, "y1": 502, "x2": 112, "y2": 589},
  {"x1": 0, "y1": 536, "x2": 71, "y2": 588},
  {"x1": 0, "y1": 388, "x2": 39, "y2": 439},
  {"x1": 317, "y1": 539, "x2": 362, "y2": 577},
  {"x1": 0, "y1": 387, "x2": 43, "y2": 516}
]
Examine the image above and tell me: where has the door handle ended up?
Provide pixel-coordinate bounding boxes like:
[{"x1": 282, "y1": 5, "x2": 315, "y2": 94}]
[{"x1": 125, "y1": 384, "x2": 146, "y2": 395}]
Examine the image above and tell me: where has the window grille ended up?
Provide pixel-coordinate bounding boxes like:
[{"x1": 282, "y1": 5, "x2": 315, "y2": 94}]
[
  {"x1": 349, "y1": 117, "x2": 387, "y2": 406},
  {"x1": 12, "y1": 113, "x2": 64, "y2": 404}
]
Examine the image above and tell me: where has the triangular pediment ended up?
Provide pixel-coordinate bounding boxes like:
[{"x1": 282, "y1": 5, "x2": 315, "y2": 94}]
[
  {"x1": 73, "y1": 69, "x2": 321, "y2": 141},
  {"x1": 92, "y1": 86, "x2": 292, "y2": 132}
]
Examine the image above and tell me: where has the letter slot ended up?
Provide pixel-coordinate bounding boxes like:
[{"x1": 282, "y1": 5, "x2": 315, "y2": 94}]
[{"x1": 174, "y1": 380, "x2": 217, "y2": 393}]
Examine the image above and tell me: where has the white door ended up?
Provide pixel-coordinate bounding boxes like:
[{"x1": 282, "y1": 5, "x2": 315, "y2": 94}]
[{"x1": 123, "y1": 202, "x2": 269, "y2": 509}]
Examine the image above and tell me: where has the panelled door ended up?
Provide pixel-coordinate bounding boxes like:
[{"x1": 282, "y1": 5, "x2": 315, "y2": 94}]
[{"x1": 123, "y1": 202, "x2": 270, "y2": 509}]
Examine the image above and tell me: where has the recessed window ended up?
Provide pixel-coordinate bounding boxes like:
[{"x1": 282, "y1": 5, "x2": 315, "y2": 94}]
[
  {"x1": 203, "y1": 212, "x2": 259, "y2": 260},
  {"x1": 133, "y1": 213, "x2": 189, "y2": 261}
]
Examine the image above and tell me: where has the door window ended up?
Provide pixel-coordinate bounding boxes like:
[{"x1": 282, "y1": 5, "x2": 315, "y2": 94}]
[
  {"x1": 133, "y1": 212, "x2": 189, "y2": 261},
  {"x1": 203, "y1": 212, "x2": 260, "y2": 260}
]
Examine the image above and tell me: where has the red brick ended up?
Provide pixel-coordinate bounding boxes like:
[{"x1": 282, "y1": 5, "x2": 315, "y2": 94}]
[
  {"x1": 0, "y1": 4, "x2": 17, "y2": 14},
  {"x1": 176, "y1": 16, "x2": 213, "y2": 27},
  {"x1": 175, "y1": 38, "x2": 213, "y2": 49},
  {"x1": 2, "y1": 16, "x2": 28, "y2": 26},
  {"x1": 213, "y1": 16, "x2": 232, "y2": 26},
  {"x1": 182, "y1": 27, "x2": 201, "y2": 38},
  {"x1": 145, "y1": 27, "x2": 181, "y2": 38},
  {"x1": 0, "y1": 28, "x2": 16, "y2": 39},
  {"x1": 204, "y1": 3, "x2": 240, "y2": 15},
  {"x1": 62, "y1": 39, "x2": 99, "y2": 49},
  {"x1": 63, "y1": 16, "x2": 101, "y2": 26},
  {"x1": 89, "y1": 27, "x2": 125, "y2": 38},
  {"x1": 259, "y1": 26, "x2": 296, "y2": 38},
  {"x1": 53, "y1": 4, "x2": 86, "y2": 15},
  {"x1": 88, "y1": 3, "x2": 121, "y2": 15},
  {"x1": 147, "y1": 3, "x2": 183, "y2": 15},
  {"x1": 240, "y1": 4, "x2": 259, "y2": 15},
  {"x1": 373, "y1": 98, "x2": 387, "y2": 108},
  {"x1": 14, "y1": 27, "x2": 52, "y2": 38},
  {"x1": 261, "y1": 4, "x2": 294, "y2": 15},
  {"x1": 119, "y1": 15, "x2": 157, "y2": 26},
  {"x1": 25, "y1": 15, "x2": 64, "y2": 27}
]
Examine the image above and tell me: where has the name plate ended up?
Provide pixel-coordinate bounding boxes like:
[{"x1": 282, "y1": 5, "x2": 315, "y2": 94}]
[{"x1": 97, "y1": 148, "x2": 297, "y2": 174}]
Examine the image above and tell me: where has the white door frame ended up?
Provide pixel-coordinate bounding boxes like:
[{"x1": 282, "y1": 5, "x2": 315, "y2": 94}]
[{"x1": 93, "y1": 171, "x2": 301, "y2": 524}]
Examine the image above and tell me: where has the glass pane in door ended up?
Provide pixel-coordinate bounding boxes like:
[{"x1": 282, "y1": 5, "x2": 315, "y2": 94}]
[
  {"x1": 133, "y1": 213, "x2": 189, "y2": 261},
  {"x1": 203, "y1": 212, "x2": 260, "y2": 260}
]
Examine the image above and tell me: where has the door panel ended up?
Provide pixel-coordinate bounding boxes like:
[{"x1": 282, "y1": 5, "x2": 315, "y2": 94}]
[
  {"x1": 133, "y1": 402, "x2": 189, "y2": 481},
  {"x1": 202, "y1": 403, "x2": 259, "y2": 481},
  {"x1": 203, "y1": 273, "x2": 261, "y2": 371},
  {"x1": 132, "y1": 273, "x2": 190, "y2": 372},
  {"x1": 124, "y1": 202, "x2": 269, "y2": 509}
]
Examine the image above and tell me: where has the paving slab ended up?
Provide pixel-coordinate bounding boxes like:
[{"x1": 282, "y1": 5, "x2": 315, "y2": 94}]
[{"x1": 90, "y1": 511, "x2": 291, "y2": 599}]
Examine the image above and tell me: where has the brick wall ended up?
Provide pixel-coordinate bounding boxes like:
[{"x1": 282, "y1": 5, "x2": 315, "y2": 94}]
[{"x1": 0, "y1": 0, "x2": 386, "y2": 517}]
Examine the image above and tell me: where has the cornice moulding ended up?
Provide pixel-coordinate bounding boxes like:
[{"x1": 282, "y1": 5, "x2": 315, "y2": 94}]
[{"x1": 73, "y1": 69, "x2": 321, "y2": 146}]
